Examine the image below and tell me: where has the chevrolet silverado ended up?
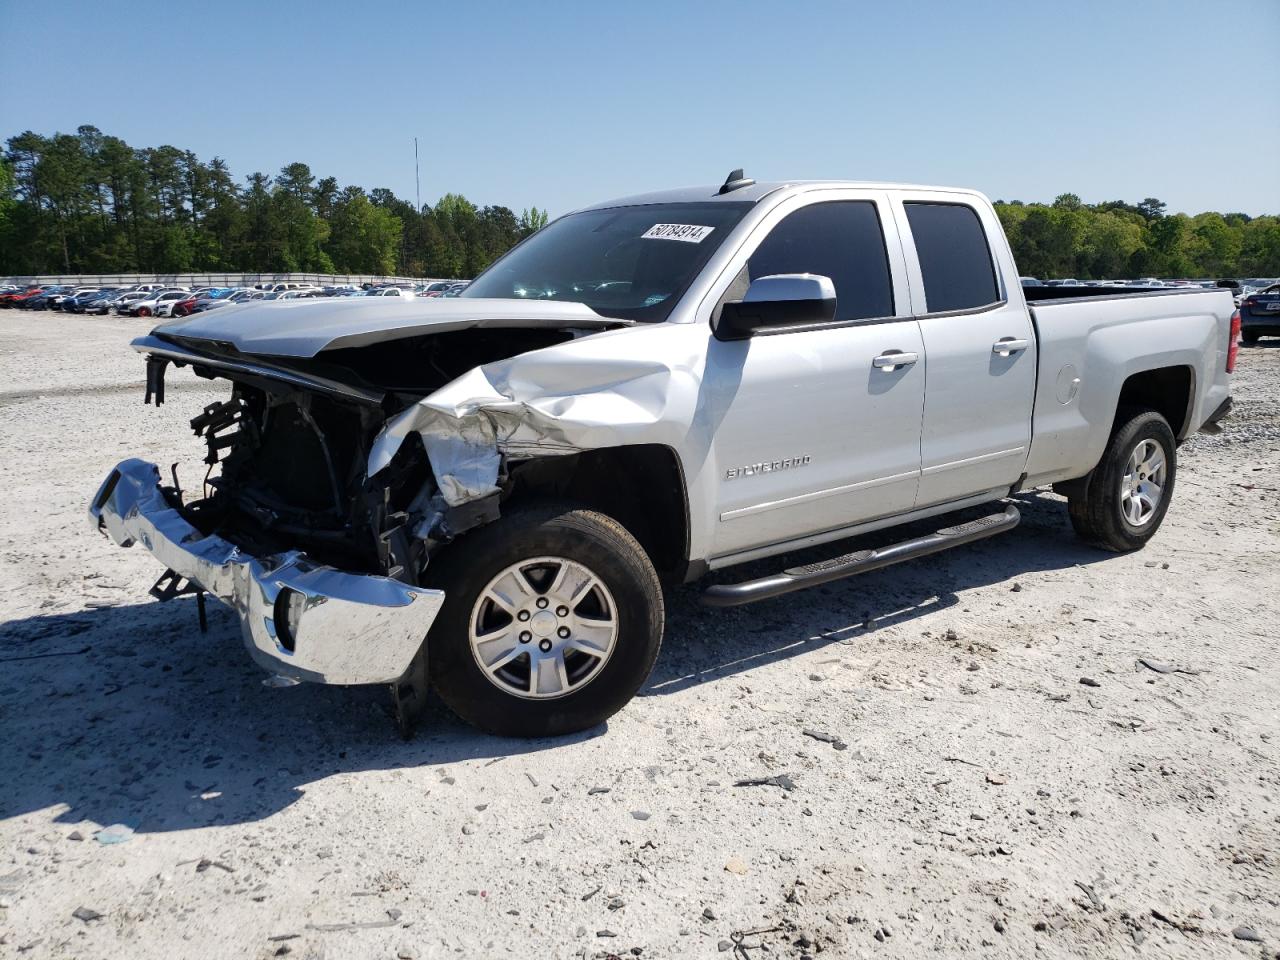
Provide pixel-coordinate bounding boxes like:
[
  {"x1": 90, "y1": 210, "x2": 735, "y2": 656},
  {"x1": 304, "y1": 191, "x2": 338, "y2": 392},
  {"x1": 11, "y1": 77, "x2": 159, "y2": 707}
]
[{"x1": 89, "y1": 171, "x2": 1238, "y2": 737}]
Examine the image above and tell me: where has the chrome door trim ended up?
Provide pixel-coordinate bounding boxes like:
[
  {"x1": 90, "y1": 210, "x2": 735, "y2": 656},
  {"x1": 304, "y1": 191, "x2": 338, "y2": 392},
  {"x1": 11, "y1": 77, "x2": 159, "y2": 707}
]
[{"x1": 919, "y1": 446, "x2": 1026, "y2": 477}]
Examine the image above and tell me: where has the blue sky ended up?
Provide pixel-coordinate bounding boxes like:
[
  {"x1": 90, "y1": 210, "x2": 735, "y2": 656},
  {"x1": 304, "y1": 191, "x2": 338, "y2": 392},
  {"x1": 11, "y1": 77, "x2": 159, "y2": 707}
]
[{"x1": 3, "y1": 0, "x2": 1277, "y2": 216}]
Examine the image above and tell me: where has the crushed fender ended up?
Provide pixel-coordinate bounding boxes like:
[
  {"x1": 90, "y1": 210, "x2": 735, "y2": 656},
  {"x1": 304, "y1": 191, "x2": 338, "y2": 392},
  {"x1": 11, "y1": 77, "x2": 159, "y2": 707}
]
[{"x1": 367, "y1": 330, "x2": 699, "y2": 507}]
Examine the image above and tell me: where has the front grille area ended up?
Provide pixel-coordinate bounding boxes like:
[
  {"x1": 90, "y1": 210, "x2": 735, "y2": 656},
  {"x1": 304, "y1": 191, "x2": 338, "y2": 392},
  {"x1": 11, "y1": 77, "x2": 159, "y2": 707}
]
[
  {"x1": 185, "y1": 381, "x2": 435, "y2": 581},
  {"x1": 250, "y1": 394, "x2": 365, "y2": 514}
]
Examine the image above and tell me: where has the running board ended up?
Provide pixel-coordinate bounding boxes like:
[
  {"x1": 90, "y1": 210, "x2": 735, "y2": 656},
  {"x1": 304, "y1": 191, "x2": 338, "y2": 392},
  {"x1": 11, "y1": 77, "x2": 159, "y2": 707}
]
[{"x1": 700, "y1": 505, "x2": 1021, "y2": 607}]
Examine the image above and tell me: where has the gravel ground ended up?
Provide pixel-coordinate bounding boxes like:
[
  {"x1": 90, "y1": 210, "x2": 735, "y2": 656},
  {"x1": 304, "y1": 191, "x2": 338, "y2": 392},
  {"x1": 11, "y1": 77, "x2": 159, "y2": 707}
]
[{"x1": 1, "y1": 314, "x2": 1277, "y2": 960}]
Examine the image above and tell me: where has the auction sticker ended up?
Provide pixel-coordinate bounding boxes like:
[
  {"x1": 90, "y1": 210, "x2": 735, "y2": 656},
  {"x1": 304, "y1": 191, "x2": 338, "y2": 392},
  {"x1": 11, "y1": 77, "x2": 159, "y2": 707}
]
[{"x1": 642, "y1": 223, "x2": 714, "y2": 243}]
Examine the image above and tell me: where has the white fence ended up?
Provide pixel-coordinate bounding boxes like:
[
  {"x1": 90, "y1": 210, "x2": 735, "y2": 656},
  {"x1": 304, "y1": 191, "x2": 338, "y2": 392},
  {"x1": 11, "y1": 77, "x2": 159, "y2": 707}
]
[{"x1": 2, "y1": 272, "x2": 448, "y2": 287}]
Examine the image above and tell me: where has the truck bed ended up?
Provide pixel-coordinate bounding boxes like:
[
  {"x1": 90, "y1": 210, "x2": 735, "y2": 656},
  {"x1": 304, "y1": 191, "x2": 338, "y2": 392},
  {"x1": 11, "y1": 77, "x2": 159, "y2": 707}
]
[
  {"x1": 1022, "y1": 286, "x2": 1235, "y2": 488},
  {"x1": 1024, "y1": 285, "x2": 1214, "y2": 302}
]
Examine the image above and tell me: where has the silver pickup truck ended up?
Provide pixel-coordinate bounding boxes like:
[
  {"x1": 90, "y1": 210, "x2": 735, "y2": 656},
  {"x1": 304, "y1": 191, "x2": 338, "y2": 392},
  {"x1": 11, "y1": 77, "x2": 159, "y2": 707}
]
[{"x1": 90, "y1": 172, "x2": 1238, "y2": 737}]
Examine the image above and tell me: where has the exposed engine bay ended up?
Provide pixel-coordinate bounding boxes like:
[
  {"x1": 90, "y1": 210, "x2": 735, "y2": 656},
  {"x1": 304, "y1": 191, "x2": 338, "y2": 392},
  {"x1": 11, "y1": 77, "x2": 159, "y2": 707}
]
[{"x1": 149, "y1": 325, "x2": 583, "y2": 587}]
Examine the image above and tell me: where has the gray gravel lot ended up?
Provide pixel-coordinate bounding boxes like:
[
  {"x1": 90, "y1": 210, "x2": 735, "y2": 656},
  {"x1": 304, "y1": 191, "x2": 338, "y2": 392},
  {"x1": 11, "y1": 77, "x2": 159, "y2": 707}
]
[{"x1": 1, "y1": 314, "x2": 1277, "y2": 959}]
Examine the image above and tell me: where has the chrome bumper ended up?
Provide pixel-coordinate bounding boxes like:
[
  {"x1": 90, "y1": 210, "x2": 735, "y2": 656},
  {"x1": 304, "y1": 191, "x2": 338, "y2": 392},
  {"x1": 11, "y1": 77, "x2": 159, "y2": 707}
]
[{"x1": 88, "y1": 459, "x2": 444, "y2": 685}]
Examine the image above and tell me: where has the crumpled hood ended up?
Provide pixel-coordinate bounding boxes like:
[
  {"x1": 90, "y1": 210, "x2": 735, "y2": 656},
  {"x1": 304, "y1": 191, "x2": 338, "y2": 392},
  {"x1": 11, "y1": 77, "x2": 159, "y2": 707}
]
[{"x1": 151, "y1": 297, "x2": 627, "y2": 358}]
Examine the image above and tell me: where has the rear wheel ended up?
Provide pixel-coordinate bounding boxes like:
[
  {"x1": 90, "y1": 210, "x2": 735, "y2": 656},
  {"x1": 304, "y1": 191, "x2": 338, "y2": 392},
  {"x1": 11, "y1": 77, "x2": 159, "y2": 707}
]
[
  {"x1": 1068, "y1": 408, "x2": 1176, "y2": 552},
  {"x1": 423, "y1": 502, "x2": 664, "y2": 737},
  {"x1": 1241, "y1": 331, "x2": 1259, "y2": 345}
]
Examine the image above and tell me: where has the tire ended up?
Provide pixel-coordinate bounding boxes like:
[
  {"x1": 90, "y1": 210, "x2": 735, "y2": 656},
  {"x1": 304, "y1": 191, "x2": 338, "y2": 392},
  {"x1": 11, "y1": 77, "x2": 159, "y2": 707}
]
[
  {"x1": 1241, "y1": 331, "x2": 1259, "y2": 346},
  {"x1": 422, "y1": 501, "x2": 664, "y2": 737},
  {"x1": 1068, "y1": 408, "x2": 1176, "y2": 552},
  {"x1": 136, "y1": 307, "x2": 151, "y2": 317}
]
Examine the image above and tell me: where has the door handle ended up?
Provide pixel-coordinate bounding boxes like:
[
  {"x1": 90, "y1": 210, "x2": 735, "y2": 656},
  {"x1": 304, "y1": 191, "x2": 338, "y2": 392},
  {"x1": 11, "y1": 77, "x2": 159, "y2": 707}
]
[
  {"x1": 992, "y1": 337, "x2": 1029, "y2": 356},
  {"x1": 872, "y1": 351, "x2": 918, "y2": 371}
]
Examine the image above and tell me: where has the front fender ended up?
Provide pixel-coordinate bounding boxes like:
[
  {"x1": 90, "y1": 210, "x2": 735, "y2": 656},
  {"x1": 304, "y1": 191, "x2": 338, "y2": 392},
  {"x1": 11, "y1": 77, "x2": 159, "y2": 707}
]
[{"x1": 367, "y1": 323, "x2": 708, "y2": 508}]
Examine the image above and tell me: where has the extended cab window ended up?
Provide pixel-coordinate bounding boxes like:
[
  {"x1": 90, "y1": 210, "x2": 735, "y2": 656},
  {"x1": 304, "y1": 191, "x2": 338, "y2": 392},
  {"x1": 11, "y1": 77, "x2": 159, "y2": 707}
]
[
  {"x1": 748, "y1": 201, "x2": 894, "y2": 322},
  {"x1": 904, "y1": 202, "x2": 999, "y2": 313}
]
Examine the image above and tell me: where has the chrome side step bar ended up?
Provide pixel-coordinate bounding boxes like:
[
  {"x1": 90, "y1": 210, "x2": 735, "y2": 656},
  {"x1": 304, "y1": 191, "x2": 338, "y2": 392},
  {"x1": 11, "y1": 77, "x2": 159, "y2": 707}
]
[{"x1": 700, "y1": 505, "x2": 1020, "y2": 607}]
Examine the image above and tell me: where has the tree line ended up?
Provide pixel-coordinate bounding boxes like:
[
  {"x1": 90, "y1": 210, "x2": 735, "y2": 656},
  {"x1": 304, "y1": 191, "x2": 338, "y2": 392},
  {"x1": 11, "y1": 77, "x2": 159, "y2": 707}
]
[
  {"x1": 1, "y1": 127, "x2": 1277, "y2": 280},
  {"x1": 0, "y1": 125, "x2": 548, "y2": 278},
  {"x1": 995, "y1": 194, "x2": 1279, "y2": 280}
]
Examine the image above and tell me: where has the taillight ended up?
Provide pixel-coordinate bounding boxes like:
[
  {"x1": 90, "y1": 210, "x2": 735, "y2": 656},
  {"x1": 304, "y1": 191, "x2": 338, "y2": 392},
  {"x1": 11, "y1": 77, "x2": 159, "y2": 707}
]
[
  {"x1": 1227, "y1": 309, "x2": 1241, "y2": 373},
  {"x1": 1241, "y1": 297, "x2": 1257, "y2": 309}
]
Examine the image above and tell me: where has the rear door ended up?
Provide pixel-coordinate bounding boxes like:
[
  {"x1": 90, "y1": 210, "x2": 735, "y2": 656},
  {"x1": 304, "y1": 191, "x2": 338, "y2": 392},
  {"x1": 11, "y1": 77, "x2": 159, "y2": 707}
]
[
  {"x1": 703, "y1": 190, "x2": 926, "y2": 558},
  {"x1": 892, "y1": 194, "x2": 1036, "y2": 508}
]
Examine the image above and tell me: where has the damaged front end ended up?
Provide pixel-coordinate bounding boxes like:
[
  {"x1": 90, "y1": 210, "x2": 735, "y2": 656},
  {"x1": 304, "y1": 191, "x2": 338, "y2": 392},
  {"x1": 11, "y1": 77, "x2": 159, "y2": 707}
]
[
  {"x1": 88, "y1": 302, "x2": 633, "y2": 699},
  {"x1": 89, "y1": 458, "x2": 444, "y2": 686}
]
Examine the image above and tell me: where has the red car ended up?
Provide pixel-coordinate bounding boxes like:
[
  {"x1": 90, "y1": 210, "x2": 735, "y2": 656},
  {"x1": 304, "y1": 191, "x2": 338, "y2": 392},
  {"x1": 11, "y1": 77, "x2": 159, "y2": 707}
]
[
  {"x1": 0, "y1": 287, "x2": 46, "y2": 308},
  {"x1": 172, "y1": 296, "x2": 200, "y2": 317}
]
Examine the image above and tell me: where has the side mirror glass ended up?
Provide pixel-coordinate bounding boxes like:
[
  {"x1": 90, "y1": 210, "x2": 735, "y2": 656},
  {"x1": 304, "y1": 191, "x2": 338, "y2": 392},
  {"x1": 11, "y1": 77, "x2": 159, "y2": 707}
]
[{"x1": 715, "y1": 274, "x2": 837, "y2": 341}]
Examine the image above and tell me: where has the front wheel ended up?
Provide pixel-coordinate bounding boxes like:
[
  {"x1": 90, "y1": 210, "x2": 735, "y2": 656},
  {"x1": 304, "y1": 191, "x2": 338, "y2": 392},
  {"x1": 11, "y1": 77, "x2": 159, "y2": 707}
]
[
  {"x1": 423, "y1": 502, "x2": 664, "y2": 737},
  {"x1": 1068, "y1": 408, "x2": 1176, "y2": 552}
]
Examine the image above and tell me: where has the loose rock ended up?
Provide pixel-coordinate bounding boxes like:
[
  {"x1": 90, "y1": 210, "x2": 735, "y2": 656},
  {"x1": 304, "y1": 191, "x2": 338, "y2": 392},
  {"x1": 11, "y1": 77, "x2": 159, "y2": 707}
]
[
  {"x1": 95, "y1": 823, "x2": 134, "y2": 845},
  {"x1": 733, "y1": 774, "x2": 796, "y2": 791}
]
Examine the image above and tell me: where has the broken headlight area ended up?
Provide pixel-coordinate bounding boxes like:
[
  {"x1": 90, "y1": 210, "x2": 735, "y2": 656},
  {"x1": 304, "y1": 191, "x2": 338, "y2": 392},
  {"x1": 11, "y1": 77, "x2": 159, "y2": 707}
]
[{"x1": 171, "y1": 380, "x2": 476, "y2": 587}]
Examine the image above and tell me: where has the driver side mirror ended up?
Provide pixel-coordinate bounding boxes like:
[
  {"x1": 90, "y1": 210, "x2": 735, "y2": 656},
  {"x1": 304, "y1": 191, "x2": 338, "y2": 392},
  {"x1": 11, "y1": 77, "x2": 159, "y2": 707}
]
[{"x1": 715, "y1": 274, "x2": 837, "y2": 341}]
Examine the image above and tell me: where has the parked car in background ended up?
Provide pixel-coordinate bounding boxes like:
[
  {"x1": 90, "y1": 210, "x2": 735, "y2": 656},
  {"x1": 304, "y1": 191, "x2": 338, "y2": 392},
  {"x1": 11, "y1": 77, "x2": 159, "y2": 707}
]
[
  {"x1": 83, "y1": 291, "x2": 140, "y2": 315},
  {"x1": 58, "y1": 289, "x2": 107, "y2": 312},
  {"x1": 421, "y1": 281, "x2": 454, "y2": 298},
  {"x1": 197, "y1": 289, "x2": 265, "y2": 312},
  {"x1": 155, "y1": 291, "x2": 202, "y2": 317},
  {"x1": 362, "y1": 286, "x2": 415, "y2": 298},
  {"x1": 170, "y1": 295, "x2": 201, "y2": 317},
  {"x1": 1236, "y1": 279, "x2": 1278, "y2": 305},
  {"x1": 128, "y1": 289, "x2": 189, "y2": 317},
  {"x1": 1019, "y1": 276, "x2": 1043, "y2": 287},
  {"x1": 1239, "y1": 283, "x2": 1280, "y2": 345},
  {"x1": 19, "y1": 286, "x2": 74, "y2": 310},
  {"x1": 43, "y1": 286, "x2": 103, "y2": 309},
  {"x1": 0, "y1": 287, "x2": 47, "y2": 308},
  {"x1": 75, "y1": 288, "x2": 124, "y2": 312},
  {"x1": 255, "y1": 282, "x2": 317, "y2": 294}
]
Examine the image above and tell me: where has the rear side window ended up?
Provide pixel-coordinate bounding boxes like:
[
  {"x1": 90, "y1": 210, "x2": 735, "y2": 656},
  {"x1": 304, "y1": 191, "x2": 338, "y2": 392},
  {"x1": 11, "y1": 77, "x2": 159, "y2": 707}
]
[
  {"x1": 748, "y1": 201, "x2": 894, "y2": 322},
  {"x1": 904, "y1": 202, "x2": 999, "y2": 313}
]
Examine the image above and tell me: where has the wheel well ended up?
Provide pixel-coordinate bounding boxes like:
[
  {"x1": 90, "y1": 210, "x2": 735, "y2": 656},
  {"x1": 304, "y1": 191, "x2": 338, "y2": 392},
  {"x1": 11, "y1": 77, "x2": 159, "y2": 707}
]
[
  {"x1": 506, "y1": 444, "x2": 690, "y2": 582},
  {"x1": 1116, "y1": 366, "x2": 1193, "y2": 439}
]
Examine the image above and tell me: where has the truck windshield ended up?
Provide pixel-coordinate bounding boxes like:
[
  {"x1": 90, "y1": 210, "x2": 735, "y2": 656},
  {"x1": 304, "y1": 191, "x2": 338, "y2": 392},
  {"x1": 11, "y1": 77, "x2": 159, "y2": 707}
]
[{"x1": 461, "y1": 201, "x2": 754, "y2": 321}]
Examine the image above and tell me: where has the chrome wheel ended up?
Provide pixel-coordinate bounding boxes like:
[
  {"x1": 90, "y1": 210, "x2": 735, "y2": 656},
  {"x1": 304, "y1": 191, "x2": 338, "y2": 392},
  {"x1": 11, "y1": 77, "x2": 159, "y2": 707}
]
[
  {"x1": 1120, "y1": 438, "x2": 1166, "y2": 527},
  {"x1": 468, "y1": 556, "x2": 618, "y2": 700}
]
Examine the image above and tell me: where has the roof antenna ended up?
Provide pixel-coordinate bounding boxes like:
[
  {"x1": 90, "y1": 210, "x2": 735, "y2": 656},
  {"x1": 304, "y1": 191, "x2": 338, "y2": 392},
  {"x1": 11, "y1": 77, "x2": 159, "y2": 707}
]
[{"x1": 718, "y1": 168, "x2": 755, "y2": 195}]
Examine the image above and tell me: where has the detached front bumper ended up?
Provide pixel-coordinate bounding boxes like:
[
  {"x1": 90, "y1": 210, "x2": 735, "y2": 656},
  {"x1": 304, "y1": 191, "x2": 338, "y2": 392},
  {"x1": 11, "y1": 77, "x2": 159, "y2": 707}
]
[{"x1": 88, "y1": 459, "x2": 444, "y2": 685}]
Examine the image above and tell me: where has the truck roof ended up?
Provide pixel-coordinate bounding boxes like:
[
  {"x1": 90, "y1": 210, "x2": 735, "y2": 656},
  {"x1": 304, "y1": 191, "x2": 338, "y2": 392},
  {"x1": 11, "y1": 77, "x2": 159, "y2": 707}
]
[{"x1": 578, "y1": 180, "x2": 984, "y2": 212}]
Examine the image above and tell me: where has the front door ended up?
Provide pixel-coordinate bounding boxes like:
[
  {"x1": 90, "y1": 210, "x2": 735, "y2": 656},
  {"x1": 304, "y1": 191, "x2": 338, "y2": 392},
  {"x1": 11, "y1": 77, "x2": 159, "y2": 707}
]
[{"x1": 705, "y1": 194, "x2": 926, "y2": 558}]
